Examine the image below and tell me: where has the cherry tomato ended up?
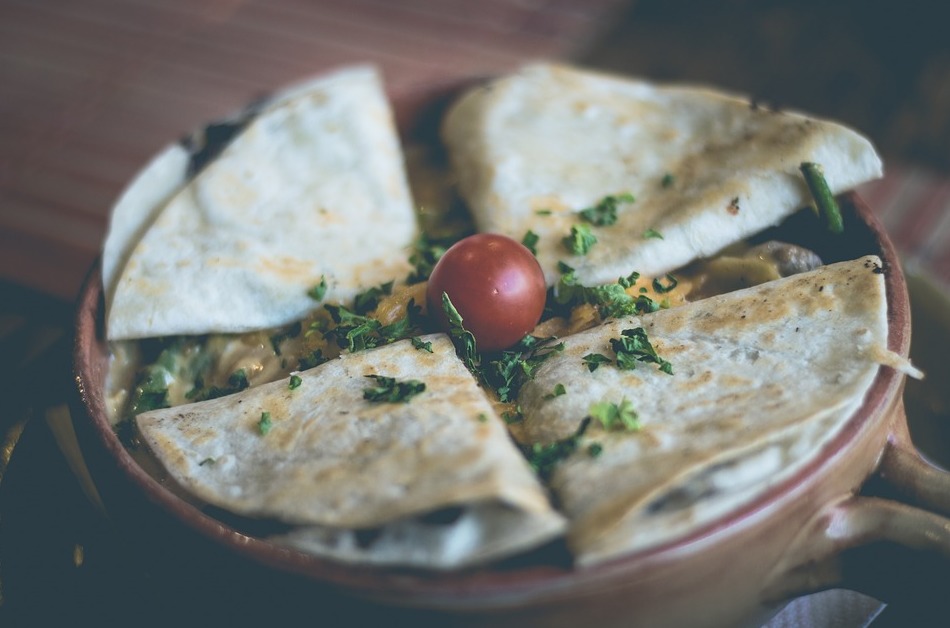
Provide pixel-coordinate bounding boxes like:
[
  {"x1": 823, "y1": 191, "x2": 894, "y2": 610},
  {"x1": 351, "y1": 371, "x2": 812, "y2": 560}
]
[{"x1": 426, "y1": 233, "x2": 547, "y2": 352}]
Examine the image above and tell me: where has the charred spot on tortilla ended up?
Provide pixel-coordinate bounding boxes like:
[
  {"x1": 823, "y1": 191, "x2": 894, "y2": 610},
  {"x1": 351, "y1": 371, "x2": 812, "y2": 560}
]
[
  {"x1": 727, "y1": 197, "x2": 741, "y2": 215},
  {"x1": 180, "y1": 98, "x2": 264, "y2": 178}
]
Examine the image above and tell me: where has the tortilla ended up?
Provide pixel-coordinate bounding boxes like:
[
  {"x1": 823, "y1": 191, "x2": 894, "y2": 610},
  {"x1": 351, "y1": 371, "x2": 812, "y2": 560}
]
[
  {"x1": 516, "y1": 256, "x2": 917, "y2": 564},
  {"x1": 441, "y1": 63, "x2": 883, "y2": 285},
  {"x1": 106, "y1": 65, "x2": 417, "y2": 340},
  {"x1": 134, "y1": 334, "x2": 566, "y2": 569}
]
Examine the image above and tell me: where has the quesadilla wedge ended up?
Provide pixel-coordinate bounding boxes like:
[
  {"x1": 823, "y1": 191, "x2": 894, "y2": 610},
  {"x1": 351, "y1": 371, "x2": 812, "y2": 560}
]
[
  {"x1": 441, "y1": 63, "x2": 883, "y2": 285},
  {"x1": 107, "y1": 65, "x2": 417, "y2": 340},
  {"x1": 134, "y1": 334, "x2": 566, "y2": 569},
  {"x1": 516, "y1": 256, "x2": 919, "y2": 564}
]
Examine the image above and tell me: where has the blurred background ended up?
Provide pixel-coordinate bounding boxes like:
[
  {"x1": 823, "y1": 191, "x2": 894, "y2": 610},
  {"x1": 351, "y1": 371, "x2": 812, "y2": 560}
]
[
  {"x1": 588, "y1": 0, "x2": 950, "y2": 173},
  {"x1": 1, "y1": 1, "x2": 948, "y2": 626}
]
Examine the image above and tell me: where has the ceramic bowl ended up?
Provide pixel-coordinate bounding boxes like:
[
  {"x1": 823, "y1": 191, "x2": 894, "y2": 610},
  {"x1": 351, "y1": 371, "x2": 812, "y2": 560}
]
[{"x1": 71, "y1": 78, "x2": 950, "y2": 627}]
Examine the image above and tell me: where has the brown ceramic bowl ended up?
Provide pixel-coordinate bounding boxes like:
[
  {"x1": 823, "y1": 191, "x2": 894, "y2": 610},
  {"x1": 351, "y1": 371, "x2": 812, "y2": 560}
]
[{"x1": 72, "y1": 78, "x2": 950, "y2": 627}]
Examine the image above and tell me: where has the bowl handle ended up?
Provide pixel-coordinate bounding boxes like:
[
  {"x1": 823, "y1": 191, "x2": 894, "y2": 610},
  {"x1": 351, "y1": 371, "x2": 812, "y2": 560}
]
[{"x1": 763, "y1": 405, "x2": 950, "y2": 612}]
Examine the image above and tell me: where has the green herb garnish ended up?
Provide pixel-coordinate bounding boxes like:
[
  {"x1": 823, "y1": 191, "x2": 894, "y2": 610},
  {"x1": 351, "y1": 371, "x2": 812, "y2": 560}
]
[
  {"x1": 552, "y1": 270, "x2": 657, "y2": 319},
  {"x1": 407, "y1": 233, "x2": 450, "y2": 284},
  {"x1": 661, "y1": 173, "x2": 675, "y2": 188},
  {"x1": 307, "y1": 276, "x2": 328, "y2": 301},
  {"x1": 481, "y1": 335, "x2": 564, "y2": 402},
  {"x1": 590, "y1": 399, "x2": 640, "y2": 432},
  {"x1": 579, "y1": 193, "x2": 634, "y2": 226},
  {"x1": 362, "y1": 374, "x2": 426, "y2": 403},
  {"x1": 353, "y1": 281, "x2": 394, "y2": 315},
  {"x1": 411, "y1": 336, "x2": 433, "y2": 353},
  {"x1": 298, "y1": 349, "x2": 328, "y2": 370},
  {"x1": 800, "y1": 162, "x2": 843, "y2": 233},
  {"x1": 582, "y1": 353, "x2": 613, "y2": 372},
  {"x1": 269, "y1": 321, "x2": 302, "y2": 356},
  {"x1": 610, "y1": 327, "x2": 673, "y2": 374},
  {"x1": 522, "y1": 230, "x2": 540, "y2": 255},
  {"x1": 544, "y1": 383, "x2": 567, "y2": 400},
  {"x1": 187, "y1": 368, "x2": 250, "y2": 403},
  {"x1": 521, "y1": 418, "x2": 590, "y2": 480},
  {"x1": 323, "y1": 304, "x2": 383, "y2": 352},
  {"x1": 258, "y1": 411, "x2": 273, "y2": 435},
  {"x1": 619, "y1": 271, "x2": 641, "y2": 289},
  {"x1": 562, "y1": 224, "x2": 598, "y2": 255},
  {"x1": 289, "y1": 374, "x2": 302, "y2": 390},
  {"x1": 652, "y1": 274, "x2": 678, "y2": 294},
  {"x1": 441, "y1": 292, "x2": 479, "y2": 374},
  {"x1": 503, "y1": 408, "x2": 524, "y2": 424},
  {"x1": 199, "y1": 457, "x2": 216, "y2": 467},
  {"x1": 324, "y1": 300, "x2": 420, "y2": 352},
  {"x1": 643, "y1": 228, "x2": 664, "y2": 239},
  {"x1": 535, "y1": 209, "x2": 553, "y2": 216},
  {"x1": 587, "y1": 442, "x2": 604, "y2": 458}
]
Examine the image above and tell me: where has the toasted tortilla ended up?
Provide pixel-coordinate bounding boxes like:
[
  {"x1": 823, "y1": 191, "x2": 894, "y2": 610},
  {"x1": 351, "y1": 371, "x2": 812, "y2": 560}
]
[
  {"x1": 134, "y1": 335, "x2": 566, "y2": 569},
  {"x1": 106, "y1": 65, "x2": 416, "y2": 340},
  {"x1": 441, "y1": 63, "x2": 883, "y2": 285},
  {"x1": 517, "y1": 256, "x2": 914, "y2": 564}
]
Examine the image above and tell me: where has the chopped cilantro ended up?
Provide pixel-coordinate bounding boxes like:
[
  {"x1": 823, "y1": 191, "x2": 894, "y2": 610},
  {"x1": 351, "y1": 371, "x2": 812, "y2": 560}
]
[
  {"x1": 582, "y1": 353, "x2": 612, "y2": 372},
  {"x1": 307, "y1": 276, "x2": 328, "y2": 301},
  {"x1": 661, "y1": 173, "x2": 675, "y2": 188},
  {"x1": 652, "y1": 274, "x2": 679, "y2": 294},
  {"x1": 269, "y1": 321, "x2": 302, "y2": 356},
  {"x1": 552, "y1": 270, "x2": 657, "y2": 320},
  {"x1": 353, "y1": 281, "x2": 394, "y2": 315},
  {"x1": 363, "y1": 374, "x2": 426, "y2": 403},
  {"x1": 480, "y1": 335, "x2": 564, "y2": 402},
  {"x1": 643, "y1": 228, "x2": 664, "y2": 239},
  {"x1": 609, "y1": 327, "x2": 673, "y2": 374},
  {"x1": 324, "y1": 300, "x2": 420, "y2": 352},
  {"x1": 544, "y1": 383, "x2": 567, "y2": 400},
  {"x1": 441, "y1": 292, "x2": 479, "y2": 374},
  {"x1": 477, "y1": 413, "x2": 489, "y2": 423},
  {"x1": 298, "y1": 349, "x2": 327, "y2": 370},
  {"x1": 411, "y1": 336, "x2": 433, "y2": 352},
  {"x1": 557, "y1": 261, "x2": 575, "y2": 275},
  {"x1": 535, "y1": 209, "x2": 553, "y2": 216},
  {"x1": 186, "y1": 368, "x2": 250, "y2": 403},
  {"x1": 579, "y1": 193, "x2": 634, "y2": 226},
  {"x1": 635, "y1": 294, "x2": 660, "y2": 313},
  {"x1": 377, "y1": 300, "x2": 422, "y2": 342},
  {"x1": 590, "y1": 399, "x2": 640, "y2": 431},
  {"x1": 407, "y1": 233, "x2": 450, "y2": 284},
  {"x1": 324, "y1": 304, "x2": 383, "y2": 352},
  {"x1": 520, "y1": 418, "x2": 590, "y2": 480},
  {"x1": 289, "y1": 374, "x2": 302, "y2": 390},
  {"x1": 503, "y1": 408, "x2": 524, "y2": 424},
  {"x1": 258, "y1": 411, "x2": 273, "y2": 436},
  {"x1": 587, "y1": 442, "x2": 604, "y2": 458},
  {"x1": 521, "y1": 230, "x2": 540, "y2": 255},
  {"x1": 199, "y1": 457, "x2": 216, "y2": 466},
  {"x1": 562, "y1": 224, "x2": 598, "y2": 255},
  {"x1": 619, "y1": 271, "x2": 641, "y2": 289}
]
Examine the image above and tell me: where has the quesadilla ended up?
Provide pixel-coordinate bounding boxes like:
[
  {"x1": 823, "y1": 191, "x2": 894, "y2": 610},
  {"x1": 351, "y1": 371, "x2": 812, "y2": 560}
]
[
  {"x1": 134, "y1": 334, "x2": 567, "y2": 569},
  {"x1": 515, "y1": 256, "x2": 919, "y2": 565},
  {"x1": 441, "y1": 63, "x2": 883, "y2": 285},
  {"x1": 106, "y1": 65, "x2": 417, "y2": 340}
]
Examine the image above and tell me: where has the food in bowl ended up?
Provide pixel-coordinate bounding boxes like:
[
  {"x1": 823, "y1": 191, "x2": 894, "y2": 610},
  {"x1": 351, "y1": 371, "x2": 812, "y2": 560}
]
[{"x1": 99, "y1": 63, "x2": 919, "y2": 572}]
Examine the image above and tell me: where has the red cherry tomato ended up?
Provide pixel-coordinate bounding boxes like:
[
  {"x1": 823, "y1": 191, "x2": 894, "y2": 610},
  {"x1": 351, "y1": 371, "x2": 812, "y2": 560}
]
[{"x1": 426, "y1": 233, "x2": 547, "y2": 352}]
